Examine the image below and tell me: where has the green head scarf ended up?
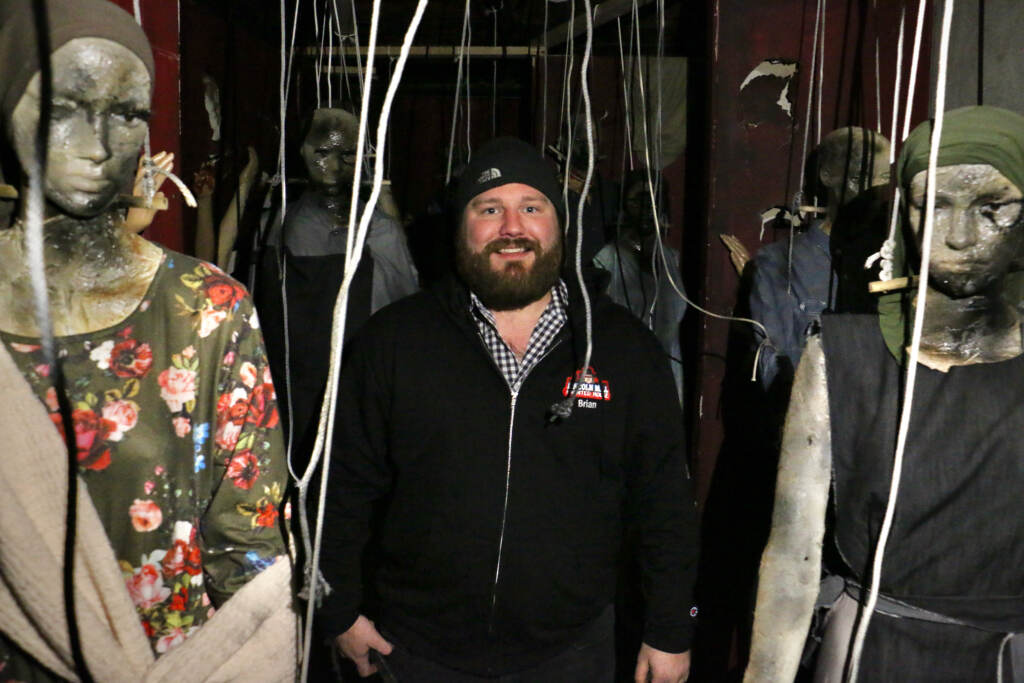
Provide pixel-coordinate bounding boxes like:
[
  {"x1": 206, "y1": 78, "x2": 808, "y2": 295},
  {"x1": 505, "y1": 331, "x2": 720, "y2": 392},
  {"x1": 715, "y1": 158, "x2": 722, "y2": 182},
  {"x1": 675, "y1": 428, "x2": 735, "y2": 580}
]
[{"x1": 877, "y1": 105, "x2": 1024, "y2": 360}]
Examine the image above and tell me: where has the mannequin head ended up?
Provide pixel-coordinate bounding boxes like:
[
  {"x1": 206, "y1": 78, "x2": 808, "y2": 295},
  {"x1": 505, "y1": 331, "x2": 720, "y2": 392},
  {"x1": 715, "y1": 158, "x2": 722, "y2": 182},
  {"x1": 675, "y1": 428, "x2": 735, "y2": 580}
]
[
  {"x1": 817, "y1": 126, "x2": 890, "y2": 210},
  {"x1": 906, "y1": 163, "x2": 1023, "y2": 298},
  {"x1": 621, "y1": 169, "x2": 668, "y2": 241},
  {"x1": 9, "y1": 38, "x2": 150, "y2": 218},
  {"x1": 300, "y1": 108, "x2": 360, "y2": 197}
]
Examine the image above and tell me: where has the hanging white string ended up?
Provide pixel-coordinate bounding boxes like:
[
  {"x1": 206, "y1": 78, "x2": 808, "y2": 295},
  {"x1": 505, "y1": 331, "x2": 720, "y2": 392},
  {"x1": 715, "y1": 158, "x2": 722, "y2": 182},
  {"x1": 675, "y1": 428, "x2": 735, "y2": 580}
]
[
  {"x1": 315, "y1": 0, "x2": 327, "y2": 108},
  {"x1": 348, "y1": 0, "x2": 366, "y2": 102},
  {"x1": 616, "y1": 15, "x2": 636, "y2": 172},
  {"x1": 491, "y1": 4, "x2": 499, "y2": 137},
  {"x1": 297, "y1": 2, "x2": 429, "y2": 678},
  {"x1": 326, "y1": 12, "x2": 334, "y2": 107},
  {"x1": 559, "y1": 6, "x2": 575, "y2": 206},
  {"x1": 817, "y1": 0, "x2": 826, "y2": 146},
  {"x1": 279, "y1": 0, "x2": 304, "y2": 484},
  {"x1": 556, "y1": 0, "x2": 575, "y2": 173},
  {"x1": 846, "y1": 2, "x2": 954, "y2": 680},
  {"x1": 445, "y1": 0, "x2": 472, "y2": 184},
  {"x1": 866, "y1": 0, "x2": 924, "y2": 280},
  {"x1": 540, "y1": 0, "x2": 549, "y2": 154},
  {"x1": 627, "y1": 0, "x2": 770, "y2": 358},
  {"x1": 465, "y1": 18, "x2": 473, "y2": 158},
  {"x1": 564, "y1": 0, "x2": 598, "y2": 410}
]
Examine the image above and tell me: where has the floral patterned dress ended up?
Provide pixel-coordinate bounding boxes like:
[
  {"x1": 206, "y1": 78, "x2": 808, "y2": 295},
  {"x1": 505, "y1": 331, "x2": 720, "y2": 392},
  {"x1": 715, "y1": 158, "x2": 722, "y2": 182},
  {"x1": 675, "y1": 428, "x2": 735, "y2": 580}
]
[{"x1": 0, "y1": 249, "x2": 288, "y2": 677}]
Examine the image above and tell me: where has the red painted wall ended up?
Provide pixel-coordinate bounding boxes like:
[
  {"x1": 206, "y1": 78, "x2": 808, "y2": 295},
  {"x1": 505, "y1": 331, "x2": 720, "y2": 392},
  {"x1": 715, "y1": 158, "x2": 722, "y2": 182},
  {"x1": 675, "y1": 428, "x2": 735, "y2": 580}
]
[
  {"x1": 110, "y1": 0, "x2": 184, "y2": 252},
  {"x1": 692, "y1": 0, "x2": 932, "y2": 505}
]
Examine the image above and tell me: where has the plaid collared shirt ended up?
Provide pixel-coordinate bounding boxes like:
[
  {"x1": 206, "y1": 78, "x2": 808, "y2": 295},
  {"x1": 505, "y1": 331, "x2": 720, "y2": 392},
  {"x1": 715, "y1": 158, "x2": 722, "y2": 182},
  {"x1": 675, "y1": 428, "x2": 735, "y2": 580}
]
[{"x1": 470, "y1": 281, "x2": 569, "y2": 392}]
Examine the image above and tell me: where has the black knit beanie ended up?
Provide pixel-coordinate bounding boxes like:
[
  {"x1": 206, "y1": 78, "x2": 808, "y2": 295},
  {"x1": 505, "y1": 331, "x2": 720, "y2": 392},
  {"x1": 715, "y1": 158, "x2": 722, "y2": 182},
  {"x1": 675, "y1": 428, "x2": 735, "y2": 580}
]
[
  {"x1": 0, "y1": 0, "x2": 155, "y2": 124},
  {"x1": 451, "y1": 137, "x2": 564, "y2": 221}
]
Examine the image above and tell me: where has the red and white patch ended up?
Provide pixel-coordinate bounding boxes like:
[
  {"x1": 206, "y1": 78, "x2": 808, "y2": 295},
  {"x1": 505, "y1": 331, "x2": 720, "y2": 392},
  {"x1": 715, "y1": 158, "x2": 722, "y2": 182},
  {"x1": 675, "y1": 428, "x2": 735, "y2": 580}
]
[{"x1": 562, "y1": 367, "x2": 612, "y2": 408}]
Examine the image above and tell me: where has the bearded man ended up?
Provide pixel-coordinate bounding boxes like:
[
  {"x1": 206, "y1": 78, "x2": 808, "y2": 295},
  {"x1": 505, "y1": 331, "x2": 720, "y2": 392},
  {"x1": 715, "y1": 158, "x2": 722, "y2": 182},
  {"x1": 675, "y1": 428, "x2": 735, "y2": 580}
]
[{"x1": 317, "y1": 137, "x2": 698, "y2": 682}]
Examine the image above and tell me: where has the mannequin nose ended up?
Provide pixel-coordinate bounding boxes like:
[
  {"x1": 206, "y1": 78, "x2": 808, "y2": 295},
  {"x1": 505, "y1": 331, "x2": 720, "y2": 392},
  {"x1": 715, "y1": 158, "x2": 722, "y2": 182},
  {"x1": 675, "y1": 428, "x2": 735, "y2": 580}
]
[
  {"x1": 75, "y1": 112, "x2": 112, "y2": 164},
  {"x1": 944, "y1": 208, "x2": 976, "y2": 250}
]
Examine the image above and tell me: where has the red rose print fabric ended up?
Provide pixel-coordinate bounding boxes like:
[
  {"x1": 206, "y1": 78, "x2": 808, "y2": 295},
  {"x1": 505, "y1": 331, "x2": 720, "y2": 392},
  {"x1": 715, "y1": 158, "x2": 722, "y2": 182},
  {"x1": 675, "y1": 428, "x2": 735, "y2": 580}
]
[{"x1": 1, "y1": 251, "x2": 286, "y2": 659}]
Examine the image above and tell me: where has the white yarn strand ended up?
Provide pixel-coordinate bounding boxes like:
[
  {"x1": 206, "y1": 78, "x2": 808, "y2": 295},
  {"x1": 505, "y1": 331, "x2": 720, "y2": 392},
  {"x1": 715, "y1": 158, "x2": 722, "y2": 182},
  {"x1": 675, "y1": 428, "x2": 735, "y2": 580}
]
[
  {"x1": 570, "y1": 0, "x2": 597, "y2": 402},
  {"x1": 298, "y1": 4, "x2": 429, "y2": 681},
  {"x1": 846, "y1": 2, "x2": 955, "y2": 681},
  {"x1": 445, "y1": 0, "x2": 472, "y2": 184}
]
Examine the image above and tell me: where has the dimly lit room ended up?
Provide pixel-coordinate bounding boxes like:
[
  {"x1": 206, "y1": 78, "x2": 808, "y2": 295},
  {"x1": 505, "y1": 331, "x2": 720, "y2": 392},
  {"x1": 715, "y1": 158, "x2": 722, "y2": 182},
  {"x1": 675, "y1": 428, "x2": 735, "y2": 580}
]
[{"x1": 1, "y1": 1, "x2": 1022, "y2": 681}]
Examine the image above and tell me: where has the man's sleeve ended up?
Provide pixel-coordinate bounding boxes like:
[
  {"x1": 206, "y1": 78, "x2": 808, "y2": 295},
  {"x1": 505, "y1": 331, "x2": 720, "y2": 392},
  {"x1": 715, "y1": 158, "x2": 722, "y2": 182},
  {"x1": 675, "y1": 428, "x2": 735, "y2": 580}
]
[
  {"x1": 626, "y1": 330, "x2": 700, "y2": 653},
  {"x1": 316, "y1": 326, "x2": 395, "y2": 637}
]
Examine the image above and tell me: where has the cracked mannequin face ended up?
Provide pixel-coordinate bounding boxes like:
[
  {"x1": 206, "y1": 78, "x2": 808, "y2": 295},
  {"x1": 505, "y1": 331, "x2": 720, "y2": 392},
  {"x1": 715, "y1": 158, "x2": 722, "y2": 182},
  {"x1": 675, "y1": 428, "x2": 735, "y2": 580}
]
[
  {"x1": 300, "y1": 108, "x2": 360, "y2": 197},
  {"x1": 907, "y1": 163, "x2": 1024, "y2": 298},
  {"x1": 9, "y1": 38, "x2": 151, "y2": 218}
]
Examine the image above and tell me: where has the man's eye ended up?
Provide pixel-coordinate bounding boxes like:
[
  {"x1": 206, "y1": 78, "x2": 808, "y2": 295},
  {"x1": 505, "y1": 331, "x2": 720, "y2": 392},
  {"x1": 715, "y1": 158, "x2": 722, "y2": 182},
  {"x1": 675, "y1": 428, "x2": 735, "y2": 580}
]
[{"x1": 523, "y1": 206, "x2": 538, "y2": 213}]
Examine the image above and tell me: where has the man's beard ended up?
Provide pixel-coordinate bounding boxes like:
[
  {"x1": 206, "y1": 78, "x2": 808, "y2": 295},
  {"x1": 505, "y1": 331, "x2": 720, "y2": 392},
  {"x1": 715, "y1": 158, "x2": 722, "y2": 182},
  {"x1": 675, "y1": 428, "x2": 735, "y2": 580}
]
[{"x1": 456, "y1": 235, "x2": 563, "y2": 311}]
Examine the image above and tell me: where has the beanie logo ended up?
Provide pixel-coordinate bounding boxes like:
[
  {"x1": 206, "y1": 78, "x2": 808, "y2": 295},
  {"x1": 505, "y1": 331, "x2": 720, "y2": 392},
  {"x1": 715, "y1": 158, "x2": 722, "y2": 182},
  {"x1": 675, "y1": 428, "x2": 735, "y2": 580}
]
[{"x1": 476, "y1": 167, "x2": 502, "y2": 184}]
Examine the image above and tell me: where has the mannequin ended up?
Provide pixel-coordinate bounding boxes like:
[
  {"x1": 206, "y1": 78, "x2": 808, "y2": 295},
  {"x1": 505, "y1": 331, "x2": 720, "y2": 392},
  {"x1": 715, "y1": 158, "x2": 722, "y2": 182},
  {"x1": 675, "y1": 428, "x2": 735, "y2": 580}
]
[
  {"x1": 593, "y1": 170, "x2": 686, "y2": 401},
  {"x1": 749, "y1": 126, "x2": 890, "y2": 389},
  {"x1": 745, "y1": 106, "x2": 1024, "y2": 682},
  {"x1": 255, "y1": 107, "x2": 418, "y2": 469},
  {"x1": 0, "y1": 1, "x2": 289, "y2": 676}
]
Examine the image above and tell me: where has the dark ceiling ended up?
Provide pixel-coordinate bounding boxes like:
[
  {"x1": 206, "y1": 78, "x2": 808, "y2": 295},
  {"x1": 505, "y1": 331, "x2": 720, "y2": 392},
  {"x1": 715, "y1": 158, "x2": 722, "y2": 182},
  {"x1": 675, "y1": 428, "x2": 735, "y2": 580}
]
[{"x1": 192, "y1": 0, "x2": 697, "y2": 58}]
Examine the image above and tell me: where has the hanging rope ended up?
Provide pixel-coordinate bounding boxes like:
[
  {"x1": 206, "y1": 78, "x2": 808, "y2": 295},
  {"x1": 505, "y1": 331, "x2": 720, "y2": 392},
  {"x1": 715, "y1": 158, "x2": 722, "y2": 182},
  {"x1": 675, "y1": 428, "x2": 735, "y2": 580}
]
[
  {"x1": 295, "y1": 3, "x2": 429, "y2": 681},
  {"x1": 539, "y1": 0, "x2": 549, "y2": 155},
  {"x1": 445, "y1": 0, "x2": 472, "y2": 184},
  {"x1": 846, "y1": 2, "x2": 955, "y2": 680},
  {"x1": 626, "y1": 0, "x2": 770, "y2": 372},
  {"x1": 866, "y1": 0, "x2": 925, "y2": 280}
]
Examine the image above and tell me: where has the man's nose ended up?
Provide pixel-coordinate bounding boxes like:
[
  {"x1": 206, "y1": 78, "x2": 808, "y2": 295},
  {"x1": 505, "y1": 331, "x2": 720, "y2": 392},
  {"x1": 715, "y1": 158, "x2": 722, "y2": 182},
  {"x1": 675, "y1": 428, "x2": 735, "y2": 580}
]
[
  {"x1": 498, "y1": 208, "x2": 524, "y2": 237},
  {"x1": 944, "y1": 207, "x2": 977, "y2": 250},
  {"x1": 74, "y1": 111, "x2": 112, "y2": 164}
]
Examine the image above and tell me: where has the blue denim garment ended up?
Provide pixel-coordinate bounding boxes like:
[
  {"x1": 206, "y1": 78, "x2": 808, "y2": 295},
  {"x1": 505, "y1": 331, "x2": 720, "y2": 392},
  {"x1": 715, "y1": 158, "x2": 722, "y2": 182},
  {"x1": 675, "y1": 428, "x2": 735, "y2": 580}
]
[{"x1": 749, "y1": 222, "x2": 836, "y2": 390}]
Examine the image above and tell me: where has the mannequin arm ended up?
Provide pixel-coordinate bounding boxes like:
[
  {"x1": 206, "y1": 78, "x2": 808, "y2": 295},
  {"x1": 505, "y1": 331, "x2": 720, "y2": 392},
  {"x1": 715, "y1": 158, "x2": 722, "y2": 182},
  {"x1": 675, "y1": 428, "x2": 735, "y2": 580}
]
[
  {"x1": 216, "y1": 146, "x2": 259, "y2": 270},
  {"x1": 744, "y1": 336, "x2": 832, "y2": 682},
  {"x1": 193, "y1": 161, "x2": 217, "y2": 262}
]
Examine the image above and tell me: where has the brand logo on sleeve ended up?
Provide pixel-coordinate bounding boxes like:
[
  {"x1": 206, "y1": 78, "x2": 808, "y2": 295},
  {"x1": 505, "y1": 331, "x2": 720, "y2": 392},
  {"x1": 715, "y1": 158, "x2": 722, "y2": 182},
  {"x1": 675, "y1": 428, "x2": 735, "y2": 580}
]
[{"x1": 562, "y1": 367, "x2": 611, "y2": 409}]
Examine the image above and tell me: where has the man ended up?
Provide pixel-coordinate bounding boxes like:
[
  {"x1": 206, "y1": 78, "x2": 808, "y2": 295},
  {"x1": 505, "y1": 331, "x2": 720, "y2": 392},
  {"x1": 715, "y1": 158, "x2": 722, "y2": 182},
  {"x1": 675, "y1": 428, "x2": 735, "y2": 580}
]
[{"x1": 318, "y1": 137, "x2": 698, "y2": 682}]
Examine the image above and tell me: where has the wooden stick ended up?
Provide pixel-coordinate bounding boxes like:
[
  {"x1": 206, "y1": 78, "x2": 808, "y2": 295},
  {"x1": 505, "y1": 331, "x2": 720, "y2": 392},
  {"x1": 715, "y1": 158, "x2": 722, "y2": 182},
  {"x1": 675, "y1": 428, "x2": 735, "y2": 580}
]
[
  {"x1": 798, "y1": 205, "x2": 828, "y2": 214},
  {"x1": 117, "y1": 193, "x2": 169, "y2": 210},
  {"x1": 868, "y1": 276, "x2": 916, "y2": 293},
  {"x1": 0, "y1": 184, "x2": 18, "y2": 199}
]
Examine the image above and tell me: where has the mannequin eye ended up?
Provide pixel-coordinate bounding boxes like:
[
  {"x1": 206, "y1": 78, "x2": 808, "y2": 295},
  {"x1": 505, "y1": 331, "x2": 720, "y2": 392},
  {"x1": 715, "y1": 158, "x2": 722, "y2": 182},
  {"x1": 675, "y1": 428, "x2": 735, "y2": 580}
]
[{"x1": 980, "y1": 200, "x2": 1022, "y2": 227}]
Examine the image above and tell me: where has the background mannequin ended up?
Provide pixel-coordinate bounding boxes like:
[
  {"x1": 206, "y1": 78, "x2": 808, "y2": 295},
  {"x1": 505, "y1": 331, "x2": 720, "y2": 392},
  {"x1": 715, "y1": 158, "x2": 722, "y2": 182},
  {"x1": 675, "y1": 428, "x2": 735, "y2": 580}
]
[{"x1": 593, "y1": 170, "x2": 686, "y2": 402}]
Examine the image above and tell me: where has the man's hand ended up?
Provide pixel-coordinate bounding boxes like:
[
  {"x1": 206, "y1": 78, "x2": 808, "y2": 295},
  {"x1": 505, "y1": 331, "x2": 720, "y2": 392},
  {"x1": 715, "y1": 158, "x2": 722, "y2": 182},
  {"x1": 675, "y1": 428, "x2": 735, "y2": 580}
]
[
  {"x1": 335, "y1": 615, "x2": 394, "y2": 678},
  {"x1": 635, "y1": 643, "x2": 690, "y2": 683}
]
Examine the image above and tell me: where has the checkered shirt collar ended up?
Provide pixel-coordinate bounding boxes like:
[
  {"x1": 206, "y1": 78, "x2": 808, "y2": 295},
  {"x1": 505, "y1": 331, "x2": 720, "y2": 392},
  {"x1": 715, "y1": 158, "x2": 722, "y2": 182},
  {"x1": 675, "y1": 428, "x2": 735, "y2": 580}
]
[{"x1": 470, "y1": 280, "x2": 569, "y2": 391}]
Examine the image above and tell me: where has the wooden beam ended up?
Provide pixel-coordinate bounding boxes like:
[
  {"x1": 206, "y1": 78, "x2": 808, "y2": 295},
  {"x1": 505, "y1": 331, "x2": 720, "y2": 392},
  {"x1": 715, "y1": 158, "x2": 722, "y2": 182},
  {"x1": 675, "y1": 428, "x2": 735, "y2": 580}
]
[
  {"x1": 303, "y1": 45, "x2": 540, "y2": 59},
  {"x1": 538, "y1": 0, "x2": 655, "y2": 49}
]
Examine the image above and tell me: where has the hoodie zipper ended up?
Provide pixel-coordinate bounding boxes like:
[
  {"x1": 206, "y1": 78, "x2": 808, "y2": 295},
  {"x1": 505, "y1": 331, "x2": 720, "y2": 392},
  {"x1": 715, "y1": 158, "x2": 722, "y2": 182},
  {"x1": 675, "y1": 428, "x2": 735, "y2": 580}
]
[{"x1": 487, "y1": 339, "x2": 563, "y2": 634}]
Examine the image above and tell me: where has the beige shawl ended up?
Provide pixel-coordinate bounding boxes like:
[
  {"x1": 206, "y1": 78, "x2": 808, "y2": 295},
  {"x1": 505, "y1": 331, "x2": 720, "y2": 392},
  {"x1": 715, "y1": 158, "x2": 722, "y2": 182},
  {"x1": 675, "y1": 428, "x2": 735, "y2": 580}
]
[{"x1": 0, "y1": 343, "x2": 299, "y2": 682}]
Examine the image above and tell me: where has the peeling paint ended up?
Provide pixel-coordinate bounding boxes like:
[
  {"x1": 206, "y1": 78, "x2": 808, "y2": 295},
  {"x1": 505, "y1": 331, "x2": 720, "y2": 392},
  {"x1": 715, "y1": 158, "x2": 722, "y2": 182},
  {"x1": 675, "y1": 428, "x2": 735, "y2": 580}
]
[{"x1": 740, "y1": 59, "x2": 798, "y2": 118}]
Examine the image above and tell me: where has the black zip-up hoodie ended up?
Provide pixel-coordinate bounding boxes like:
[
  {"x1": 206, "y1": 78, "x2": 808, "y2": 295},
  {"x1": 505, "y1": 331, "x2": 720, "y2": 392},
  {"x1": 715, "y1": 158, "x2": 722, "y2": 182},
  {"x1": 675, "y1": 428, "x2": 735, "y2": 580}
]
[{"x1": 318, "y1": 271, "x2": 698, "y2": 676}]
